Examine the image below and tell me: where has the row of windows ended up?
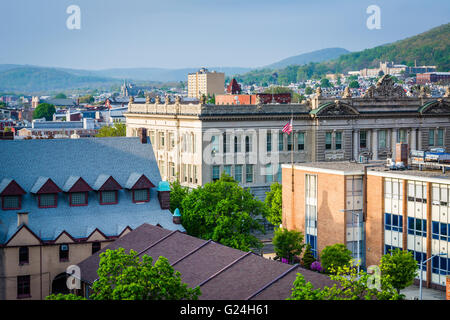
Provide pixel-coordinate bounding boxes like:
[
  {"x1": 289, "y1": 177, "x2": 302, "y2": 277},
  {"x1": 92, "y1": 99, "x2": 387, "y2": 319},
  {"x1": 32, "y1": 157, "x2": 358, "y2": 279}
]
[
  {"x1": 407, "y1": 217, "x2": 427, "y2": 237},
  {"x1": 385, "y1": 213, "x2": 403, "y2": 232},
  {"x1": 212, "y1": 164, "x2": 281, "y2": 184},
  {"x1": 432, "y1": 221, "x2": 450, "y2": 242},
  {"x1": 1, "y1": 189, "x2": 150, "y2": 211}
]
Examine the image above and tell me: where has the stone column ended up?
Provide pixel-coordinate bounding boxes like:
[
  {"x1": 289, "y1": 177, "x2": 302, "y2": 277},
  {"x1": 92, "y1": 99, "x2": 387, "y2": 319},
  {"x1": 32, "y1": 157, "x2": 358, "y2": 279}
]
[
  {"x1": 417, "y1": 129, "x2": 422, "y2": 150},
  {"x1": 372, "y1": 129, "x2": 378, "y2": 160},
  {"x1": 353, "y1": 129, "x2": 359, "y2": 160},
  {"x1": 411, "y1": 128, "x2": 417, "y2": 151},
  {"x1": 391, "y1": 128, "x2": 397, "y2": 159}
]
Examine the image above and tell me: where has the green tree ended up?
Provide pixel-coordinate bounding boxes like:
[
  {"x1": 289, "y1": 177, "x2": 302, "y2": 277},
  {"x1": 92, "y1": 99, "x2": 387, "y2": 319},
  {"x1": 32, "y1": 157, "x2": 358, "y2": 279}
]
[
  {"x1": 3, "y1": 127, "x2": 12, "y2": 132},
  {"x1": 288, "y1": 264, "x2": 403, "y2": 300},
  {"x1": 33, "y1": 103, "x2": 56, "y2": 120},
  {"x1": 348, "y1": 80, "x2": 360, "y2": 89},
  {"x1": 302, "y1": 243, "x2": 316, "y2": 269},
  {"x1": 89, "y1": 248, "x2": 200, "y2": 300},
  {"x1": 96, "y1": 123, "x2": 126, "y2": 137},
  {"x1": 272, "y1": 228, "x2": 305, "y2": 264},
  {"x1": 54, "y1": 93, "x2": 67, "y2": 99},
  {"x1": 320, "y1": 78, "x2": 332, "y2": 88},
  {"x1": 264, "y1": 182, "x2": 282, "y2": 226},
  {"x1": 379, "y1": 249, "x2": 418, "y2": 294},
  {"x1": 79, "y1": 94, "x2": 94, "y2": 104},
  {"x1": 181, "y1": 174, "x2": 265, "y2": 251},
  {"x1": 304, "y1": 86, "x2": 313, "y2": 95},
  {"x1": 169, "y1": 179, "x2": 190, "y2": 214},
  {"x1": 207, "y1": 94, "x2": 215, "y2": 104},
  {"x1": 320, "y1": 243, "x2": 352, "y2": 274}
]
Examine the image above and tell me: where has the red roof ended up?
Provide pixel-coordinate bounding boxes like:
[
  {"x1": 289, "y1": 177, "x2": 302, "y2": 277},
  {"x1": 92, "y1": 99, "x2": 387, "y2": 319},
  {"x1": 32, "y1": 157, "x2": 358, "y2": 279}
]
[{"x1": 0, "y1": 179, "x2": 26, "y2": 196}]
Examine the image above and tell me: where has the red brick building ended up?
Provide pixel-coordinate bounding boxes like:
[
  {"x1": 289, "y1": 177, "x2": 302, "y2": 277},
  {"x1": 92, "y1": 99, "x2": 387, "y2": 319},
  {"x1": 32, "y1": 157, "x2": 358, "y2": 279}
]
[
  {"x1": 216, "y1": 93, "x2": 291, "y2": 105},
  {"x1": 416, "y1": 72, "x2": 450, "y2": 84}
]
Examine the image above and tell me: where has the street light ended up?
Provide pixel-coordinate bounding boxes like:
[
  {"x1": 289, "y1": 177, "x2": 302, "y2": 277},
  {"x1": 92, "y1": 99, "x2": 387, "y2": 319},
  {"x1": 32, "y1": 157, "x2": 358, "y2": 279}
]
[{"x1": 419, "y1": 252, "x2": 447, "y2": 300}]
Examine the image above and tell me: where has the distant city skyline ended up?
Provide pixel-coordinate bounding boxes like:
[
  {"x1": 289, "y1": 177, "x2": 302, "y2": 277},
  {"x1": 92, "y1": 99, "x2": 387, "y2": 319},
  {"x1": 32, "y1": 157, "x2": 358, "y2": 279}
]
[{"x1": 0, "y1": 0, "x2": 449, "y2": 70}]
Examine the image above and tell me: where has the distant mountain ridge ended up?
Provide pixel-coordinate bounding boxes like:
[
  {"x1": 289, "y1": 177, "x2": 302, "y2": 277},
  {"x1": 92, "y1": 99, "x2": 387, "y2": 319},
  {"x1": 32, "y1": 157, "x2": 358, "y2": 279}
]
[{"x1": 264, "y1": 48, "x2": 350, "y2": 69}]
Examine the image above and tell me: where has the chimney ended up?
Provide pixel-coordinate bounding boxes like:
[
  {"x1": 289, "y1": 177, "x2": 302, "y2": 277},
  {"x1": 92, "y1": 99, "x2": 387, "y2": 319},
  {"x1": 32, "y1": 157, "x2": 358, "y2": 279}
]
[
  {"x1": 173, "y1": 208, "x2": 181, "y2": 224},
  {"x1": 138, "y1": 127, "x2": 147, "y2": 144},
  {"x1": 17, "y1": 212, "x2": 29, "y2": 227},
  {"x1": 395, "y1": 143, "x2": 408, "y2": 166}
]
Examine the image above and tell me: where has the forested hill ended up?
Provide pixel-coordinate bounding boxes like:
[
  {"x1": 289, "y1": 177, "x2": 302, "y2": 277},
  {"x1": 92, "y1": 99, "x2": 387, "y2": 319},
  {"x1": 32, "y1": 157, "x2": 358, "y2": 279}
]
[{"x1": 234, "y1": 23, "x2": 450, "y2": 86}]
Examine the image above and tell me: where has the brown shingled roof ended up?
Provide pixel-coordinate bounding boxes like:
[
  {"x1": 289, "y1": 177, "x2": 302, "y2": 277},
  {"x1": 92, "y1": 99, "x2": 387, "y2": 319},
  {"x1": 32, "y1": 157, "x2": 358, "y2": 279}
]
[{"x1": 77, "y1": 223, "x2": 334, "y2": 300}]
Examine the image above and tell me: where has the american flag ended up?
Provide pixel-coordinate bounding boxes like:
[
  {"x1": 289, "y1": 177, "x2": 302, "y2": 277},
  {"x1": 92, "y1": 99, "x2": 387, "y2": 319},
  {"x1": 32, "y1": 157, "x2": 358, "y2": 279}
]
[{"x1": 282, "y1": 119, "x2": 293, "y2": 135}]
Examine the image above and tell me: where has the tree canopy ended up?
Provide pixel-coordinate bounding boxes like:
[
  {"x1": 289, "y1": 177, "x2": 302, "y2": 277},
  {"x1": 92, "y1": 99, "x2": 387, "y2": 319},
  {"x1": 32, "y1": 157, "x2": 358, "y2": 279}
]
[
  {"x1": 380, "y1": 249, "x2": 418, "y2": 294},
  {"x1": 33, "y1": 103, "x2": 56, "y2": 121},
  {"x1": 320, "y1": 243, "x2": 353, "y2": 274},
  {"x1": 264, "y1": 182, "x2": 282, "y2": 226},
  {"x1": 272, "y1": 228, "x2": 305, "y2": 264},
  {"x1": 180, "y1": 174, "x2": 266, "y2": 251},
  {"x1": 96, "y1": 123, "x2": 126, "y2": 137}
]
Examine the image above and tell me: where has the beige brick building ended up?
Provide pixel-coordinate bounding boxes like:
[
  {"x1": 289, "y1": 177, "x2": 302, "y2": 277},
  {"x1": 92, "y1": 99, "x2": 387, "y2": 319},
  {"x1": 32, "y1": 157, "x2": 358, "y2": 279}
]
[{"x1": 187, "y1": 68, "x2": 225, "y2": 99}]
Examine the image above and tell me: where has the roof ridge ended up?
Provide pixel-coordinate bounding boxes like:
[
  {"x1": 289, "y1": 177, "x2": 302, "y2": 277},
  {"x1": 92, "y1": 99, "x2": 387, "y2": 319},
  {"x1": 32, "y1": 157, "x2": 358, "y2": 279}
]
[
  {"x1": 196, "y1": 251, "x2": 252, "y2": 288},
  {"x1": 136, "y1": 230, "x2": 178, "y2": 256},
  {"x1": 170, "y1": 239, "x2": 213, "y2": 267},
  {"x1": 245, "y1": 263, "x2": 299, "y2": 300}
]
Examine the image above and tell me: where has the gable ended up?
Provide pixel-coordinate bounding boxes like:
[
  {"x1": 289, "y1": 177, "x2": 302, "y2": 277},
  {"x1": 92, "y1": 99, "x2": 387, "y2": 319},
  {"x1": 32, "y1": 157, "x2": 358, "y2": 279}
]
[
  {"x1": 54, "y1": 231, "x2": 76, "y2": 244},
  {"x1": 32, "y1": 177, "x2": 62, "y2": 194},
  {"x1": 94, "y1": 175, "x2": 122, "y2": 191},
  {"x1": 5, "y1": 225, "x2": 41, "y2": 247},
  {"x1": 0, "y1": 179, "x2": 26, "y2": 196},
  {"x1": 86, "y1": 229, "x2": 108, "y2": 242},
  {"x1": 66, "y1": 177, "x2": 93, "y2": 193},
  {"x1": 129, "y1": 174, "x2": 155, "y2": 190}
]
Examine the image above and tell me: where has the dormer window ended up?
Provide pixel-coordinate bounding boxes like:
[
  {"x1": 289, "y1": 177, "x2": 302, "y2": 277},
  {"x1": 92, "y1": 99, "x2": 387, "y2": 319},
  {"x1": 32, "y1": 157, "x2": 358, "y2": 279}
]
[
  {"x1": 93, "y1": 175, "x2": 122, "y2": 206},
  {"x1": 31, "y1": 177, "x2": 61, "y2": 209},
  {"x1": 0, "y1": 179, "x2": 26, "y2": 211},
  {"x1": 125, "y1": 173, "x2": 155, "y2": 204},
  {"x1": 63, "y1": 176, "x2": 92, "y2": 207}
]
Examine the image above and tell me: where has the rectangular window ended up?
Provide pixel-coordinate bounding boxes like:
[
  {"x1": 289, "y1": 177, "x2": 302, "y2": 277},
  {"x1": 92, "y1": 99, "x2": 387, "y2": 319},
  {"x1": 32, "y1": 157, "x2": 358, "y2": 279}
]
[
  {"x1": 38, "y1": 194, "x2": 57, "y2": 208},
  {"x1": 149, "y1": 131, "x2": 155, "y2": 146},
  {"x1": 325, "y1": 132, "x2": 332, "y2": 150},
  {"x1": 17, "y1": 275, "x2": 30, "y2": 298},
  {"x1": 193, "y1": 166, "x2": 198, "y2": 184},
  {"x1": 100, "y1": 191, "x2": 117, "y2": 205},
  {"x1": 19, "y1": 247, "x2": 29, "y2": 265},
  {"x1": 306, "y1": 234, "x2": 318, "y2": 258},
  {"x1": 432, "y1": 221, "x2": 449, "y2": 242},
  {"x1": 159, "y1": 132, "x2": 165, "y2": 149},
  {"x1": 235, "y1": 165, "x2": 243, "y2": 183},
  {"x1": 223, "y1": 133, "x2": 229, "y2": 153},
  {"x1": 234, "y1": 135, "x2": 241, "y2": 153},
  {"x1": 407, "y1": 217, "x2": 427, "y2": 237},
  {"x1": 277, "y1": 164, "x2": 282, "y2": 182},
  {"x1": 297, "y1": 132, "x2": 305, "y2": 151},
  {"x1": 92, "y1": 242, "x2": 101, "y2": 255},
  {"x1": 169, "y1": 132, "x2": 175, "y2": 150},
  {"x1": 432, "y1": 256, "x2": 450, "y2": 275},
  {"x1": 360, "y1": 130, "x2": 367, "y2": 149},
  {"x1": 437, "y1": 129, "x2": 444, "y2": 146},
  {"x1": 287, "y1": 133, "x2": 292, "y2": 151},
  {"x1": 245, "y1": 136, "x2": 251, "y2": 153},
  {"x1": 429, "y1": 129, "x2": 435, "y2": 146},
  {"x1": 59, "y1": 244, "x2": 69, "y2": 262},
  {"x1": 278, "y1": 132, "x2": 284, "y2": 151},
  {"x1": 335, "y1": 132, "x2": 342, "y2": 150},
  {"x1": 69, "y1": 192, "x2": 87, "y2": 206},
  {"x1": 223, "y1": 165, "x2": 232, "y2": 177},
  {"x1": 169, "y1": 162, "x2": 175, "y2": 179},
  {"x1": 265, "y1": 164, "x2": 273, "y2": 183},
  {"x1": 212, "y1": 165, "x2": 220, "y2": 181},
  {"x1": 267, "y1": 132, "x2": 272, "y2": 152},
  {"x1": 384, "y1": 245, "x2": 402, "y2": 255},
  {"x1": 2, "y1": 195, "x2": 21, "y2": 210},
  {"x1": 378, "y1": 130, "x2": 386, "y2": 149},
  {"x1": 384, "y1": 213, "x2": 403, "y2": 232},
  {"x1": 246, "y1": 165, "x2": 254, "y2": 183},
  {"x1": 133, "y1": 189, "x2": 149, "y2": 203},
  {"x1": 211, "y1": 135, "x2": 219, "y2": 154}
]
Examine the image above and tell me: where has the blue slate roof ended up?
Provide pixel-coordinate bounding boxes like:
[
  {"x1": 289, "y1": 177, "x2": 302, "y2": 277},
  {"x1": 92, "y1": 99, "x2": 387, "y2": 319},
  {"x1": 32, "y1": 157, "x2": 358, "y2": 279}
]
[{"x1": 0, "y1": 137, "x2": 184, "y2": 244}]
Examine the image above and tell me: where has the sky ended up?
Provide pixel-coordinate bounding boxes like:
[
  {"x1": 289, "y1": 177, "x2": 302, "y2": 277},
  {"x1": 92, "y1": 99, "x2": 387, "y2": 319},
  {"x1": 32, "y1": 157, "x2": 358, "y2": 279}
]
[{"x1": 0, "y1": 0, "x2": 449, "y2": 70}]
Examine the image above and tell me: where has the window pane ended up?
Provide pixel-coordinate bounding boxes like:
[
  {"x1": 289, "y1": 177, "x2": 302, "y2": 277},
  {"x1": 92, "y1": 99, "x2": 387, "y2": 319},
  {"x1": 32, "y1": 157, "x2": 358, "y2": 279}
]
[
  {"x1": 3, "y1": 196, "x2": 20, "y2": 209},
  {"x1": 101, "y1": 191, "x2": 116, "y2": 204},
  {"x1": 71, "y1": 192, "x2": 87, "y2": 205},
  {"x1": 134, "y1": 189, "x2": 148, "y2": 202},
  {"x1": 40, "y1": 194, "x2": 56, "y2": 207}
]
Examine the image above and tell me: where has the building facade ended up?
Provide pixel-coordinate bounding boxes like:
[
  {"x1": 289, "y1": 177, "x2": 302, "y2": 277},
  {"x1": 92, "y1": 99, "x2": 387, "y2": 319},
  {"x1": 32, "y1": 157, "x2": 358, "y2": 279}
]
[
  {"x1": 282, "y1": 160, "x2": 450, "y2": 291},
  {"x1": 125, "y1": 76, "x2": 450, "y2": 199},
  {"x1": 0, "y1": 137, "x2": 183, "y2": 300},
  {"x1": 187, "y1": 68, "x2": 225, "y2": 99}
]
